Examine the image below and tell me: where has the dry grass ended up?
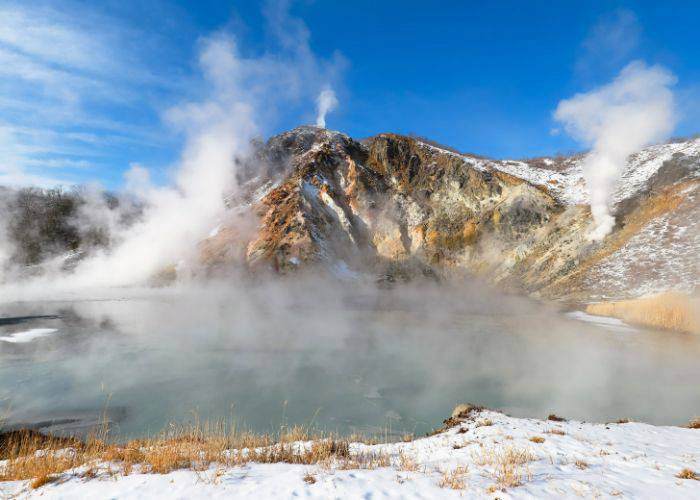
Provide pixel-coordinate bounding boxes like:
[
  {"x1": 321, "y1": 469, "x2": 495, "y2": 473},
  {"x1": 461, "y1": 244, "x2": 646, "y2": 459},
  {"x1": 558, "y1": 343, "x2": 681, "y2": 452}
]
[
  {"x1": 0, "y1": 420, "x2": 389, "y2": 484},
  {"x1": 586, "y1": 292, "x2": 700, "y2": 335},
  {"x1": 473, "y1": 445, "x2": 534, "y2": 488},
  {"x1": 302, "y1": 472, "x2": 316, "y2": 484},
  {"x1": 476, "y1": 419, "x2": 493, "y2": 427},
  {"x1": 438, "y1": 466, "x2": 468, "y2": 489},
  {"x1": 545, "y1": 429, "x2": 566, "y2": 436},
  {"x1": 397, "y1": 451, "x2": 419, "y2": 472},
  {"x1": 529, "y1": 436, "x2": 545, "y2": 444},
  {"x1": 574, "y1": 459, "x2": 588, "y2": 470},
  {"x1": 676, "y1": 468, "x2": 698, "y2": 480},
  {"x1": 687, "y1": 418, "x2": 700, "y2": 429},
  {"x1": 30, "y1": 474, "x2": 58, "y2": 489}
]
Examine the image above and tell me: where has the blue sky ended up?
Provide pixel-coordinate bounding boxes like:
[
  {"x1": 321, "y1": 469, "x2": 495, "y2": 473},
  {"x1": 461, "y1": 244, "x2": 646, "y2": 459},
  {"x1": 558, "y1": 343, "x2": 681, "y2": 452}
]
[{"x1": 1, "y1": 0, "x2": 699, "y2": 189}]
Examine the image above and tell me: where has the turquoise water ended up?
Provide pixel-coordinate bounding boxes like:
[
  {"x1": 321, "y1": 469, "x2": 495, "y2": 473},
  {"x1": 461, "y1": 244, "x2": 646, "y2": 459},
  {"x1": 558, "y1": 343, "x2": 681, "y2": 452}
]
[{"x1": 2, "y1": 285, "x2": 699, "y2": 439}]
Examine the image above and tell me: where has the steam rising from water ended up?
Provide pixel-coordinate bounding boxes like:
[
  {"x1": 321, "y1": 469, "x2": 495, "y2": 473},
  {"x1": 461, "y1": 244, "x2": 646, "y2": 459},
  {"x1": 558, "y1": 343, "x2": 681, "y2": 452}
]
[
  {"x1": 315, "y1": 87, "x2": 338, "y2": 128},
  {"x1": 2, "y1": 278, "x2": 699, "y2": 437},
  {"x1": 71, "y1": 35, "x2": 253, "y2": 287},
  {"x1": 555, "y1": 61, "x2": 676, "y2": 240}
]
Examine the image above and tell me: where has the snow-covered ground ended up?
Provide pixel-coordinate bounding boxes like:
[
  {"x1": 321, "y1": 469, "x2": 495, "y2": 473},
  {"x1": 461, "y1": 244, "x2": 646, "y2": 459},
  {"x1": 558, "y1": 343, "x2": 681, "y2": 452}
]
[{"x1": 2, "y1": 409, "x2": 699, "y2": 499}]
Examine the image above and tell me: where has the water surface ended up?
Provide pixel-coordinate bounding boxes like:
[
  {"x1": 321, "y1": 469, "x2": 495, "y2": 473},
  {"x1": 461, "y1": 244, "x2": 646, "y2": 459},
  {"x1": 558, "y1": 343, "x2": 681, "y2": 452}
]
[{"x1": 2, "y1": 283, "x2": 699, "y2": 439}]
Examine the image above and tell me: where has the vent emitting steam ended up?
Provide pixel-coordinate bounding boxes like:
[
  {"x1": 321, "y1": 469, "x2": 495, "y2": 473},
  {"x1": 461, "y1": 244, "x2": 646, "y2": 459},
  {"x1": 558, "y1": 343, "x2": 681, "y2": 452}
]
[
  {"x1": 315, "y1": 87, "x2": 338, "y2": 128},
  {"x1": 555, "y1": 61, "x2": 676, "y2": 240}
]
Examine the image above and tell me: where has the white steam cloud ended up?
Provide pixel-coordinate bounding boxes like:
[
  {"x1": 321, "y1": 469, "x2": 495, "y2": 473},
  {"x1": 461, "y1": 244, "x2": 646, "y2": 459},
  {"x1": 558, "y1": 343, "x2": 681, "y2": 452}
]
[
  {"x1": 315, "y1": 87, "x2": 338, "y2": 128},
  {"x1": 0, "y1": 1, "x2": 345, "y2": 295},
  {"x1": 64, "y1": 35, "x2": 255, "y2": 287},
  {"x1": 555, "y1": 61, "x2": 676, "y2": 240}
]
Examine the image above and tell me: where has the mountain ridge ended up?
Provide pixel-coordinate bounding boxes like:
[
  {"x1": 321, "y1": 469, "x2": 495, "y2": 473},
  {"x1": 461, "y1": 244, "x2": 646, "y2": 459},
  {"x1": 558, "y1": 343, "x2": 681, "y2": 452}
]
[
  {"x1": 201, "y1": 126, "x2": 699, "y2": 302},
  {"x1": 1, "y1": 126, "x2": 698, "y2": 304}
]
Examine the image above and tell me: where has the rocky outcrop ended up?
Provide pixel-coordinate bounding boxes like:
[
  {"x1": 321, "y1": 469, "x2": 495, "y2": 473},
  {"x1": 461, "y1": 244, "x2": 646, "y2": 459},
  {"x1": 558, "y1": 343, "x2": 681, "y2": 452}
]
[{"x1": 198, "y1": 126, "x2": 699, "y2": 301}]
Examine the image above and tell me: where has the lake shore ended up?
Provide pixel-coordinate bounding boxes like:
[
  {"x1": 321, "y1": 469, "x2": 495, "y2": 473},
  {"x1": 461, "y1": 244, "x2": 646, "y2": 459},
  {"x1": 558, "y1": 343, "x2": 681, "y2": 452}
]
[{"x1": 2, "y1": 406, "x2": 700, "y2": 498}]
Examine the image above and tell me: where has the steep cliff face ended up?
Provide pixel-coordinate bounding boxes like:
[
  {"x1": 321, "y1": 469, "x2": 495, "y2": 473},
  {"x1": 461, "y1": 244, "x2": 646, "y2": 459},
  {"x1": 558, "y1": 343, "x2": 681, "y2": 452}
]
[{"x1": 200, "y1": 126, "x2": 699, "y2": 301}]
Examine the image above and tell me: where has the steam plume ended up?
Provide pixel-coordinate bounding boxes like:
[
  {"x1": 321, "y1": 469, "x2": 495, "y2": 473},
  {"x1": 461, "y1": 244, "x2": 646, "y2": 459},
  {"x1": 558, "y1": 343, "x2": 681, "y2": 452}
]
[
  {"x1": 315, "y1": 87, "x2": 338, "y2": 128},
  {"x1": 66, "y1": 35, "x2": 255, "y2": 287},
  {"x1": 0, "y1": 1, "x2": 345, "y2": 294},
  {"x1": 554, "y1": 61, "x2": 676, "y2": 240}
]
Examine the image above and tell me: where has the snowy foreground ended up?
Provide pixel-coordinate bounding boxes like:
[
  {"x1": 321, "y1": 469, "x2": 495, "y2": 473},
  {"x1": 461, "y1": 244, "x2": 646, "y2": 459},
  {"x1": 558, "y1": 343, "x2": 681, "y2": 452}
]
[{"x1": 2, "y1": 409, "x2": 700, "y2": 499}]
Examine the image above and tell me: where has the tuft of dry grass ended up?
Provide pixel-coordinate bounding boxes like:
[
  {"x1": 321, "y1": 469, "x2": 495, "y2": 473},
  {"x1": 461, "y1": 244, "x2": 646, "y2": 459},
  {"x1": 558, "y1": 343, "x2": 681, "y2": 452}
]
[
  {"x1": 545, "y1": 429, "x2": 566, "y2": 436},
  {"x1": 574, "y1": 459, "x2": 588, "y2": 469},
  {"x1": 676, "y1": 468, "x2": 698, "y2": 480},
  {"x1": 475, "y1": 419, "x2": 493, "y2": 428},
  {"x1": 438, "y1": 466, "x2": 468, "y2": 489},
  {"x1": 586, "y1": 292, "x2": 700, "y2": 335},
  {"x1": 473, "y1": 445, "x2": 534, "y2": 489},
  {"x1": 30, "y1": 474, "x2": 57, "y2": 489},
  {"x1": 529, "y1": 436, "x2": 545, "y2": 444},
  {"x1": 397, "y1": 451, "x2": 419, "y2": 472},
  {"x1": 303, "y1": 472, "x2": 316, "y2": 484},
  {"x1": 547, "y1": 414, "x2": 566, "y2": 422},
  {"x1": 687, "y1": 418, "x2": 700, "y2": 429}
]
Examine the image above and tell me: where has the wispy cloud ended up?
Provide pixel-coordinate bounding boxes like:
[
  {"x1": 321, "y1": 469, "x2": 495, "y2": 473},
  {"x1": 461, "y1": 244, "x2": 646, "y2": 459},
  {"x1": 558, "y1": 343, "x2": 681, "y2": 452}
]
[
  {"x1": 0, "y1": 1, "x2": 174, "y2": 187},
  {"x1": 575, "y1": 9, "x2": 642, "y2": 80},
  {"x1": 0, "y1": 0, "x2": 346, "y2": 189}
]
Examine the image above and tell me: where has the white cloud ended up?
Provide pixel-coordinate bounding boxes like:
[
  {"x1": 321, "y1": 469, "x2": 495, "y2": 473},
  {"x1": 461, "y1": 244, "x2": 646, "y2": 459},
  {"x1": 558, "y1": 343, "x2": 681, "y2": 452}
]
[
  {"x1": 0, "y1": 5, "x2": 109, "y2": 71},
  {"x1": 0, "y1": 2, "x2": 173, "y2": 187},
  {"x1": 576, "y1": 9, "x2": 642, "y2": 78}
]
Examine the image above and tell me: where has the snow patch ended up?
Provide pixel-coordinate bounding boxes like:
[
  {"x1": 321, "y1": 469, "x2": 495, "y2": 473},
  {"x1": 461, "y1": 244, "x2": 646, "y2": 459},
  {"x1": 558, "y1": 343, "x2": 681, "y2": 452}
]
[
  {"x1": 566, "y1": 311, "x2": 638, "y2": 333},
  {"x1": 0, "y1": 328, "x2": 58, "y2": 343}
]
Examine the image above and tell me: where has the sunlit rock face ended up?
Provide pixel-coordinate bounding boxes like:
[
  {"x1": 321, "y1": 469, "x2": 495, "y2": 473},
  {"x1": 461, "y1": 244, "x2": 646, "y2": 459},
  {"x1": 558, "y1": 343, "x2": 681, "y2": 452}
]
[{"x1": 197, "y1": 126, "x2": 699, "y2": 301}]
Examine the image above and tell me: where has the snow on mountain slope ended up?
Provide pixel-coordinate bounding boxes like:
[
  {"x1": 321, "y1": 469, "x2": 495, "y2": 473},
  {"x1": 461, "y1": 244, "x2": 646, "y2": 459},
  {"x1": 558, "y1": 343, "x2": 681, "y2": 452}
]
[
  {"x1": 582, "y1": 182, "x2": 700, "y2": 298},
  {"x1": 424, "y1": 137, "x2": 700, "y2": 207},
  {"x1": 191, "y1": 129, "x2": 700, "y2": 301},
  {"x1": 2, "y1": 409, "x2": 699, "y2": 499}
]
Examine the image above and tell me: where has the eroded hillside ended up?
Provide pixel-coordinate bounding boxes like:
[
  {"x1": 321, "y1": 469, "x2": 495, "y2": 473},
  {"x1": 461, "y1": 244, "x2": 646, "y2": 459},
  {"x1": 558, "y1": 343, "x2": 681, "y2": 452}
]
[{"x1": 199, "y1": 126, "x2": 699, "y2": 302}]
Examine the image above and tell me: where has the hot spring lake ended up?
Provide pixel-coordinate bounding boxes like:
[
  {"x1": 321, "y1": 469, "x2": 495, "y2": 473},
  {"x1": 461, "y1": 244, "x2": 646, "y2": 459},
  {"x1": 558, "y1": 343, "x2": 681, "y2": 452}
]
[{"x1": 1, "y1": 284, "x2": 699, "y2": 440}]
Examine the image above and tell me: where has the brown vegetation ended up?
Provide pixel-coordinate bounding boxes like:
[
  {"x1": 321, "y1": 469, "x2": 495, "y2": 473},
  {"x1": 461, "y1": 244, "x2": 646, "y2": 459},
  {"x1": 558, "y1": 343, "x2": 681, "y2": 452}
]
[
  {"x1": 586, "y1": 292, "x2": 700, "y2": 334},
  {"x1": 676, "y1": 468, "x2": 698, "y2": 480},
  {"x1": 545, "y1": 429, "x2": 566, "y2": 436},
  {"x1": 473, "y1": 446, "x2": 534, "y2": 489},
  {"x1": 0, "y1": 421, "x2": 387, "y2": 485},
  {"x1": 30, "y1": 474, "x2": 58, "y2": 489},
  {"x1": 438, "y1": 466, "x2": 468, "y2": 489}
]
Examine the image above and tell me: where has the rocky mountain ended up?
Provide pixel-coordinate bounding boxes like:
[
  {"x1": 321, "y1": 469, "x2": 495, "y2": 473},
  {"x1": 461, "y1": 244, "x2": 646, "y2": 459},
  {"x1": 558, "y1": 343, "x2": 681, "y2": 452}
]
[{"x1": 200, "y1": 126, "x2": 700, "y2": 302}]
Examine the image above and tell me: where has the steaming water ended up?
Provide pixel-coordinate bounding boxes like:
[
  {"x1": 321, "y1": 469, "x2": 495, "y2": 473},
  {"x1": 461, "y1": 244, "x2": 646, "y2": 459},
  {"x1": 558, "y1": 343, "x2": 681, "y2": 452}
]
[{"x1": 1, "y1": 285, "x2": 699, "y2": 440}]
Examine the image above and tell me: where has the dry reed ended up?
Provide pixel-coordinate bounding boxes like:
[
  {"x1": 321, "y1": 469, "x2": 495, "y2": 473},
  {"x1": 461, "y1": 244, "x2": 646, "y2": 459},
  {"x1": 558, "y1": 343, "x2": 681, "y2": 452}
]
[
  {"x1": 0, "y1": 419, "x2": 387, "y2": 486},
  {"x1": 586, "y1": 292, "x2": 700, "y2": 334}
]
